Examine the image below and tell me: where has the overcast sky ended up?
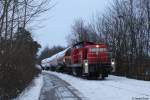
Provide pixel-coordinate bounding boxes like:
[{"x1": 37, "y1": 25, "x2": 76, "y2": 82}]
[{"x1": 33, "y1": 0, "x2": 111, "y2": 49}]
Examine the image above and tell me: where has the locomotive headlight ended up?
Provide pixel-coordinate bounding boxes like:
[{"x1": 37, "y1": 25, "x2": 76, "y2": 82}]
[
  {"x1": 111, "y1": 61, "x2": 115, "y2": 65},
  {"x1": 111, "y1": 59, "x2": 116, "y2": 72},
  {"x1": 111, "y1": 59, "x2": 115, "y2": 65},
  {"x1": 84, "y1": 60, "x2": 89, "y2": 73},
  {"x1": 84, "y1": 60, "x2": 88, "y2": 66},
  {"x1": 96, "y1": 45, "x2": 99, "y2": 48},
  {"x1": 85, "y1": 62, "x2": 88, "y2": 66}
]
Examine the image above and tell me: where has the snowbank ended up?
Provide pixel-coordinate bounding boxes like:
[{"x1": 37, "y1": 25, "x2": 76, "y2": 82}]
[{"x1": 14, "y1": 75, "x2": 43, "y2": 100}]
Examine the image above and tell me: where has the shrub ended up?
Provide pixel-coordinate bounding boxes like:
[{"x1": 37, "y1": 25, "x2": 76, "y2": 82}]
[{"x1": 0, "y1": 28, "x2": 41, "y2": 99}]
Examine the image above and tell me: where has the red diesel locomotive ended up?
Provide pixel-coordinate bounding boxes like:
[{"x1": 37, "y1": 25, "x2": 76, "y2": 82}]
[
  {"x1": 42, "y1": 41, "x2": 115, "y2": 79},
  {"x1": 64, "y1": 41, "x2": 115, "y2": 79}
]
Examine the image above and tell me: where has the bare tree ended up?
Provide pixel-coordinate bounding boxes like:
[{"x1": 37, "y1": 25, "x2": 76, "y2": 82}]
[
  {"x1": 67, "y1": 19, "x2": 99, "y2": 46},
  {"x1": 93, "y1": 0, "x2": 150, "y2": 79}
]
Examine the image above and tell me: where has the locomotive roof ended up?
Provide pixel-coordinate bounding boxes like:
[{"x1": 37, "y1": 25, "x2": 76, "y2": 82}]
[
  {"x1": 73, "y1": 41, "x2": 94, "y2": 46},
  {"x1": 73, "y1": 41, "x2": 104, "y2": 47}
]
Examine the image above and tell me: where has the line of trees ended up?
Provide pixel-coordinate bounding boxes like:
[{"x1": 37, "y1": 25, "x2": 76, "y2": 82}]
[
  {"x1": 0, "y1": 0, "x2": 51, "y2": 99},
  {"x1": 67, "y1": 0, "x2": 150, "y2": 80}
]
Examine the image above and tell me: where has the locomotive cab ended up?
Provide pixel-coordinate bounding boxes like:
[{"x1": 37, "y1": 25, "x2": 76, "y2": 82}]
[{"x1": 84, "y1": 44, "x2": 113, "y2": 78}]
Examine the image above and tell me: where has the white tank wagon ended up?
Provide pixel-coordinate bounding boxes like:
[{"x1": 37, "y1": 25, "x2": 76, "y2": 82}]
[{"x1": 41, "y1": 48, "x2": 70, "y2": 70}]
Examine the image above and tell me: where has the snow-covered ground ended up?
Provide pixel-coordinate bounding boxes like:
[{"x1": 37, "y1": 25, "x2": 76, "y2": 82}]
[
  {"x1": 14, "y1": 75, "x2": 43, "y2": 100},
  {"x1": 47, "y1": 71, "x2": 150, "y2": 100}
]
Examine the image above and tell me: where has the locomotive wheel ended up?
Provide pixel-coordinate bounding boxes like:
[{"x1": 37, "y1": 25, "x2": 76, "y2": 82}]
[
  {"x1": 72, "y1": 68, "x2": 77, "y2": 76},
  {"x1": 84, "y1": 73, "x2": 99, "y2": 80},
  {"x1": 72, "y1": 67, "x2": 82, "y2": 77},
  {"x1": 85, "y1": 73, "x2": 105, "y2": 80},
  {"x1": 98, "y1": 74, "x2": 105, "y2": 80},
  {"x1": 64, "y1": 67, "x2": 72, "y2": 75}
]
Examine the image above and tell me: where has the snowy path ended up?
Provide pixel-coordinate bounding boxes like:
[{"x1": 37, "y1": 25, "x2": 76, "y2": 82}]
[
  {"x1": 46, "y1": 71, "x2": 150, "y2": 100},
  {"x1": 39, "y1": 72, "x2": 85, "y2": 100}
]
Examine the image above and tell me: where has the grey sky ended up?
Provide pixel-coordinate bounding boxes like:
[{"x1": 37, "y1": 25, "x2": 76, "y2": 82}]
[{"x1": 34, "y1": 0, "x2": 110, "y2": 49}]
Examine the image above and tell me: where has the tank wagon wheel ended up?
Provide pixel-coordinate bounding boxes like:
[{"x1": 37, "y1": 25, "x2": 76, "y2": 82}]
[{"x1": 100, "y1": 74, "x2": 105, "y2": 80}]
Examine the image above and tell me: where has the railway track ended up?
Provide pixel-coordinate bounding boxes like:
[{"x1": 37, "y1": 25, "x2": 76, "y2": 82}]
[{"x1": 39, "y1": 72, "x2": 85, "y2": 100}]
